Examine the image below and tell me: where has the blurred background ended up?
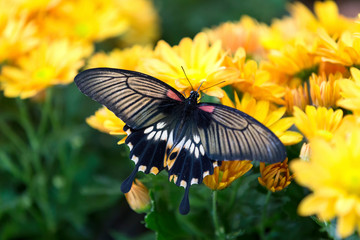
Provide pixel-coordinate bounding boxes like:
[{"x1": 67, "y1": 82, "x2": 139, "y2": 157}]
[{"x1": 0, "y1": 0, "x2": 359, "y2": 240}]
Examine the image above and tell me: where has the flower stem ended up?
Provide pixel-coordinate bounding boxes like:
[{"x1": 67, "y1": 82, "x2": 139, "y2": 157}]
[
  {"x1": 212, "y1": 190, "x2": 225, "y2": 239},
  {"x1": 260, "y1": 191, "x2": 271, "y2": 240}
]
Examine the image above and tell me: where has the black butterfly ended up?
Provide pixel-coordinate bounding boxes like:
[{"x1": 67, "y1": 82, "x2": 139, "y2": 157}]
[{"x1": 74, "y1": 68, "x2": 286, "y2": 214}]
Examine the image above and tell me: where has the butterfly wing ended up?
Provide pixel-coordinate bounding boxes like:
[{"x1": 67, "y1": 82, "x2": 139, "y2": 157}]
[
  {"x1": 196, "y1": 103, "x2": 287, "y2": 164},
  {"x1": 74, "y1": 68, "x2": 185, "y2": 129}
]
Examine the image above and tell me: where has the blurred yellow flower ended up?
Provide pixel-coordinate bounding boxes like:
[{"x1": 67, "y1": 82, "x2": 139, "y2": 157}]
[
  {"x1": 206, "y1": 16, "x2": 266, "y2": 59},
  {"x1": 86, "y1": 107, "x2": 127, "y2": 144},
  {"x1": 116, "y1": 0, "x2": 160, "y2": 46},
  {"x1": 203, "y1": 160, "x2": 253, "y2": 190},
  {"x1": 125, "y1": 179, "x2": 151, "y2": 213},
  {"x1": 337, "y1": 67, "x2": 360, "y2": 115},
  {"x1": 222, "y1": 92, "x2": 303, "y2": 146},
  {"x1": 0, "y1": 39, "x2": 92, "y2": 98},
  {"x1": 316, "y1": 29, "x2": 360, "y2": 66},
  {"x1": 225, "y1": 48, "x2": 285, "y2": 104},
  {"x1": 293, "y1": 105, "x2": 343, "y2": 141},
  {"x1": 290, "y1": 118, "x2": 360, "y2": 238},
  {"x1": 258, "y1": 158, "x2": 293, "y2": 192},
  {"x1": 41, "y1": 0, "x2": 129, "y2": 42},
  {"x1": 87, "y1": 45, "x2": 153, "y2": 70},
  {"x1": 139, "y1": 32, "x2": 237, "y2": 98},
  {"x1": 0, "y1": 14, "x2": 39, "y2": 62}
]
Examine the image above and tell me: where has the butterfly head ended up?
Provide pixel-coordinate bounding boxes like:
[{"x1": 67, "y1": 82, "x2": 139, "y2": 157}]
[{"x1": 188, "y1": 90, "x2": 200, "y2": 104}]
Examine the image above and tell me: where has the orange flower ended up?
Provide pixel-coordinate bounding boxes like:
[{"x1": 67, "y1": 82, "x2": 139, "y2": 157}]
[
  {"x1": 258, "y1": 158, "x2": 293, "y2": 192},
  {"x1": 124, "y1": 179, "x2": 151, "y2": 213}
]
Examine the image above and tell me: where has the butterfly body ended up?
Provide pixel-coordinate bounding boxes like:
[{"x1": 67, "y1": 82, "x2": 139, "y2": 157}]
[{"x1": 74, "y1": 68, "x2": 286, "y2": 214}]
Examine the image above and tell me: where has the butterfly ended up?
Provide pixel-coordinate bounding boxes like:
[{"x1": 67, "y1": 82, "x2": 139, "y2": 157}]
[{"x1": 74, "y1": 68, "x2": 286, "y2": 214}]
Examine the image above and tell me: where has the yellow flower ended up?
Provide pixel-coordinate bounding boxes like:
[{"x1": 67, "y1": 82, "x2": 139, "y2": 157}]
[
  {"x1": 87, "y1": 45, "x2": 154, "y2": 70},
  {"x1": 138, "y1": 32, "x2": 237, "y2": 98},
  {"x1": 124, "y1": 179, "x2": 151, "y2": 213},
  {"x1": 316, "y1": 29, "x2": 360, "y2": 66},
  {"x1": 116, "y1": 0, "x2": 160, "y2": 46},
  {"x1": 337, "y1": 67, "x2": 360, "y2": 115},
  {"x1": 284, "y1": 83, "x2": 310, "y2": 114},
  {"x1": 203, "y1": 160, "x2": 253, "y2": 190},
  {"x1": 40, "y1": 0, "x2": 129, "y2": 42},
  {"x1": 0, "y1": 39, "x2": 92, "y2": 98},
  {"x1": 225, "y1": 48, "x2": 285, "y2": 105},
  {"x1": 0, "y1": 14, "x2": 39, "y2": 62},
  {"x1": 258, "y1": 158, "x2": 293, "y2": 192},
  {"x1": 290, "y1": 118, "x2": 360, "y2": 238},
  {"x1": 293, "y1": 105, "x2": 343, "y2": 141},
  {"x1": 86, "y1": 107, "x2": 127, "y2": 144},
  {"x1": 206, "y1": 16, "x2": 266, "y2": 59},
  {"x1": 309, "y1": 72, "x2": 342, "y2": 108}
]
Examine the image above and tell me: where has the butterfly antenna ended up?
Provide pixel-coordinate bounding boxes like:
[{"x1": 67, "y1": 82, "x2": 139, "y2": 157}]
[
  {"x1": 201, "y1": 80, "x2": 226, "y2": 91},
  {"x1": 181, "y1": 66, "x2": 194, "y2": 91}
]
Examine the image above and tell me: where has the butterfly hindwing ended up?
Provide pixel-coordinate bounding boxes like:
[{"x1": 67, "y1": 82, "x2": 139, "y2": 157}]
[
  {"x1": 196, "y1": 103, "x2": 287, "y2": 164},
  {"x1": 74, "y1": 68, "x2": 185, "y2": 129}
]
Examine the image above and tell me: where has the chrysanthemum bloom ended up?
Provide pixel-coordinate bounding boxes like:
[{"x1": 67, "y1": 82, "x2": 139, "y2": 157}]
[
  {"x1": 309, "y1": 72, "x2": 342, "y2": 108},
  {"x1": 125, "y1": 179, "x2": 151, "y2": 213},
  {"x1": 138, "y1": 32, "x2": 238, "y2": 98},
  {"x1": 40, "y1": 0, "x2": 129, "y2": 42},
  {"x1": 87, "y1": 45, "x2": 154, "y2": 70},
  {"x1": 258, "y1": 158, "x2": 293, "y2": 192},
  {"x1": 316, "y1": 29, "x2": 360, "y2": 67},
  {"x1": 0, "y1": 39, "x2": 92, "y2": 98},
  {"x1": 290, "y1": 118, "x2": 360, "y2": 238},
  {"x1": 224, "y1": 48, "x2": 285, "y2": 105},
  {"x1": 204, "y1": 93, "x2": 302, "y2": 190},
  {"x1": 293, "y1": 105, "x2": 343, "y2": 141},
  {"x1": 284, "y1": 83, "x2": 309, "y2": 114},
  {"x1": 337, "y1": 67, "x2": 360, "y2": 115},
  {"x1": 203, "y1": 160, "x2": 253, "y2": 190},
  {"x1": 86, "y1": 107, "x2": 127, "y2": 144},
  {"x1": 206, "y1": 16, "x2": 266, "y2": 59},
  {"x1": 0, "y1": 14, "x2": 39, "y2": 62}
]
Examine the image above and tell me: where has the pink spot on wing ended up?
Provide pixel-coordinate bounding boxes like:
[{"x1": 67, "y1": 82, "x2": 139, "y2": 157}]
[
  {"x1": 167, "y1": 89, "x2": 182, "y2": 101},
  {"x1": 199, "y1": 105, "x2": 215, "y2": 113}
]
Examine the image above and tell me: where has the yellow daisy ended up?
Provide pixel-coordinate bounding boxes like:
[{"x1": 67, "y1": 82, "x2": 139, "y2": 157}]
[
  {"x1": 309, "y1": 72, "x2": 342, "y2": 108},
  {"x1": 125, "y1": 179, "x2": 151, "y2": 213},
  {"x1": 290, "y1": 117, "x2": 360, "y2": 238},
  {"x1": 293, "y1": 105, "x2": 343, "y2": 141},
  {"x1": 87, "y1": 45, "x2": 154, "y2": 70},
  {"x1": 206, "y1": 16, "x2": 266, "y2": 59},
  {"x1": 258, "y1": 158, "x2": 293, "y2": 192},
  {"x1": 284, "y1": 83, "x2": 310, "y2": 114},
  {"x1": 225, "y1": 48, "x2": 285, "y2": 105},
  {"x1": 86, "y1": 107, "x2": 127, "y2": 144},
  {"x1": 0, "y1": 39, "x2": 92, "y2": 98},
  {"x1": 337, "y1": 67, "x2": 360, "y2": 115},
  {"x1": 138, "y1": 32, "x2": 237, "y2": 98}
]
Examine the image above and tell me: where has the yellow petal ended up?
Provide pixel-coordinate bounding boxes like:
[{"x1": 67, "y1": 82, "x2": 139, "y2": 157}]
[{"x1": 337, "y1": 213, "x2": 357, "y2": 238}]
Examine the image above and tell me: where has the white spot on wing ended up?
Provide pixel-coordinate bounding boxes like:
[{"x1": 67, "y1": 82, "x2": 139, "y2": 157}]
[
  {"x1": 139, "y1": 165, "x2": 147, "y2": 172},
  {"x1": 144, "y1": 126, "x2": 154, "y2": 134},
  {"x1": 161, "y1": 130, "x2": 168, "y2": 140},
  {"x1": 191, "y1": 178, "x2": 198, "y2": 185},
  {"x1": 131, "y1": 155, "x2": 139, "y2": 164},
  {"x1": 193, "y1": 135, "x2": 200, "y2": 144},
  {"x1": 168, "y1": 130, "x2": 174, "y2": 145},
  {"x1": 199, "y1": 145, "x2": 205, "y2": 156},
  {"x1": 184, "y1": 139, "x2": 191, "y2": 149},
  {"x1": 147, "y1": 131, "x2": 156, "y2": 140},
  {"x1": 126, "y1": 129, "x2": 131, "y2": 135},
  {"x1": 203, "y1": 170, "x2": 210, "y2": 178},
  {"x1": 154, "y1": 131, "x2": 162, "y2": 140},
  {"x1": 156, "y1": 122, "x2": 166, "y2": 129},
  {"x1": 127, "y1": 142, "x2": 133, "y2": 151},
  {"x1": 180, "y1": 180, "x2": 187, "y2": 188},
  {"x1": 190, "y1": 143, "x2": 195, "y2": 153},
  {"x1": 195, "y1": 147, "x2": 199, "y2": 158}
]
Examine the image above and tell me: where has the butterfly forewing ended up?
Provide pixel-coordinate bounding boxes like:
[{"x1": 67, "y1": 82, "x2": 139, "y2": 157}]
[
  {"x1": 197, "y1": 103, "x2": 287, "y2": 164},
  {"x1": 74, "y1": 68, "x2": 185, "y2": 129}
]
